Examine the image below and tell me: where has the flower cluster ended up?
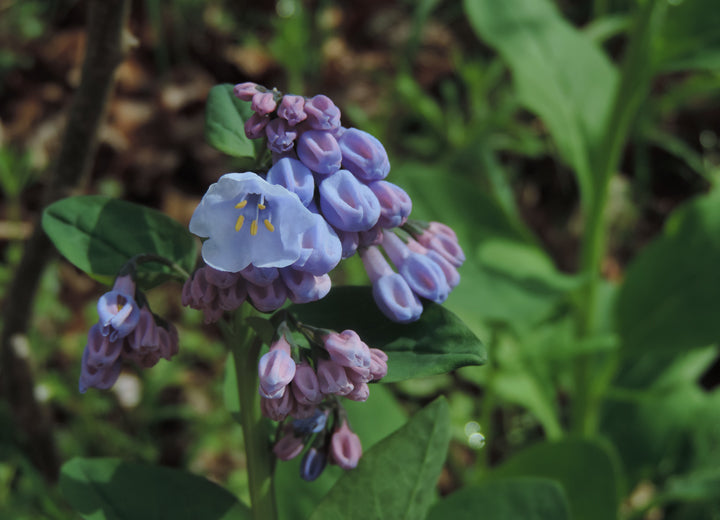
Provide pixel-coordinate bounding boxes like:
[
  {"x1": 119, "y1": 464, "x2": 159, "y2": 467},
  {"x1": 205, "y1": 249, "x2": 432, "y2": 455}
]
[
  {"x1": 258, "y1": 327, "x2": 387, "y2": 421},
  {"x1": 274, "y1": 411, "x2": 362, "y2": 481},
  {"x1": 79, "y1": 275, "x2": 179, "y2": 393}
]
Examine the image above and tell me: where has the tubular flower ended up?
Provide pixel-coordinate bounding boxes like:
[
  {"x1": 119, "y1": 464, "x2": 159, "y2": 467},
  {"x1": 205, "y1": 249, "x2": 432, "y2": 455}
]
[
  {"x1": 97, "y1": 275, "x2": 140, "y2": 342},
  {"x1": 189, "y1": 172, "x2": 317, "y2": 273},
  {"x1": 330, "y1": 419, "x2": 362, "y2": 470}
]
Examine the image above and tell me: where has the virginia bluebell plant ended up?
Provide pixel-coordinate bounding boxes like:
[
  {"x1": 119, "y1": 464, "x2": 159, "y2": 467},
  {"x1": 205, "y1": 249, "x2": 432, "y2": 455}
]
[{"x1": 77, "y1": 81, "x2": 465, "y2": 486}]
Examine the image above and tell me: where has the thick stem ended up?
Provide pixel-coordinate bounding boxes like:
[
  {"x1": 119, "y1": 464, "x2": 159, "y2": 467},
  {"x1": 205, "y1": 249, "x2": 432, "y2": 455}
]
[
  {"x1": 226, "y1": 310, "x2": 277, "y2": 520},
  {"x1": 0, "y1": 0, "x2": 131, "y2": 482}
]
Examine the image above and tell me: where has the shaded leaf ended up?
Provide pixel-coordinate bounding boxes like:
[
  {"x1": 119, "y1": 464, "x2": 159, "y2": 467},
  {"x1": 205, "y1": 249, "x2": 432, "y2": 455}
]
[
  {"x1": 288, "y1": 286, "x2": 485, "y2": 383},
  {"x1": 60, "y1": 458, "x2": 250, "y2": 520},
  {"x1": 656, "y1": 0, "x2": 720, "y2": 71},
  {"x1": 205, "y1": 84, "x2": 256, "y2": 158},
  {"x1": 42, "y1": 196, "x2": 196, "y2": 290},
  {"x1": 309, "y1": 397, "x2": 450, "y2": 520}
]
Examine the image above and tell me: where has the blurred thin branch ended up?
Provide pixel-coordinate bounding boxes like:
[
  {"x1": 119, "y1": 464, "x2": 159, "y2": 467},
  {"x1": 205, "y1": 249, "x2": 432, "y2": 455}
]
[{"x1": 0, "y1": 0, "x2": 131, "y2": 482}]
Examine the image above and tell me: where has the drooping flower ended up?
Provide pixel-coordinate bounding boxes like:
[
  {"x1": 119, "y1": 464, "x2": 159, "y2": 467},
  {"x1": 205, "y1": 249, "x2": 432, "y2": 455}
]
[
  {"x1": 274, "y1": 429, "x2": 305, "y2": 461},
  {"x1": 338, "y1": 128, "x2": 390, "y2": 182},
  {"x1": 189, "y1": 172, "x2": 317, "y2": 273},
  {"x1": 300, "y1": 447, "x2": 327, "y2": 481},
  {"x1": 323, "y1": 330, "x2": 371, "y2": 370},
  {"x1": 96, "y1": 275, "x2": 141, "y2": 342},
  {"x1": 330, "y1": 419, "x2": 362, "y2": 470},
  {"x1": 319, "y1": 170, "x2": 381, "y2": 232},
  {"x1": 258, "y1": 336, "x2": 296, "y2": 399}
]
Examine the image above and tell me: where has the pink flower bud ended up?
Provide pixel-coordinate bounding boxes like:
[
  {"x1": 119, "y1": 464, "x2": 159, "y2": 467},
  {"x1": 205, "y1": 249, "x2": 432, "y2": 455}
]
[
  {"x1": 282, "y1": 270, "x2": 332, "y2": 304},
  {"x1": 323, "y1": 330, "x2": 371, "y2": 370},
  {"x1": 274, "y1": 431, "x2": 304, "y2": 461},
  {"x1": 266, "y1": 118, "x2": 298, "y2": 154},
  {"x1": 330, "y1": 420, "x2": 362, "y2": 470},
  {"x1": 245, "y1": 113, "x2": 269, "y2": 139},
  {"x1": 346, "y1": 382, "x2": 369, "y2": 402},
  {"x1": 369, "y1": 348, "x2": 388, "y2": 380},
  {"x1": 233, "y1": 82, "x2": 260, "y2": 101},
  {"x1": 126, "y1": 306, "x2": 160, "y2": 363},
  {"x1": 258, "y1": 336, "x2": 296, "y2": 399},
  {"x1": 316, "y1": 359, "x2": 353, "y2": 396},
  {"x1": 291, "y1": 362, "x2": 323, "y2": 405},
  {"x1": 304, "y1": 95, "x2": 341, "y2": 130},
  {"x1": 247, "y1": 279, "x2": 288, "y2": 313},
  {"x1": 261, "y1": 389, "x2": 294, "y2": 421},
  {"x1": 251, "y1": 91, "x2": 277, "y2": 116},
  {"x1": 417, "y1": 231, "x2": 465, "y2": 267},
  {"x1": 277, "y1": 95, "x2": 306, "y2": 126}
]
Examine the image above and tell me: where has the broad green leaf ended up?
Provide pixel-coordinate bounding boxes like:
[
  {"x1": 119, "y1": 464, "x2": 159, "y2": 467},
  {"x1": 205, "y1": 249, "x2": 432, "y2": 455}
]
[
  {"x1": 656, "y1": 0, "x2": 720, "y2": 71},
  {"x1": 488, "y1": 439, "x2": 621, "y2": 520},
  {"x1": 464, "y1": 0, "x2": 618, "y2": 200},
  {"x1": 617, "y1": 189, "x2": 720, "y2": 354},
  {"x1": 288, "y1": 286, "x2": 485, "y2": 382},
  {"x1": 42, "y1": 196, "x2": 196, "y2": 289},
  {"x1": 427, "y1": 477, "x2": 570, "y2": 520},
  {"x1": 205, "y1": 84, "x2": 256, "y2": 158},
  {"x1": 309, "y1": 397, "x2": 450, "y2": 520},
  {"x1": 60, "y1": 458, "x2": 250, "y2": 520},
  {"x1": 275, "y1": 385, "x2": 407, "y2": 520}
]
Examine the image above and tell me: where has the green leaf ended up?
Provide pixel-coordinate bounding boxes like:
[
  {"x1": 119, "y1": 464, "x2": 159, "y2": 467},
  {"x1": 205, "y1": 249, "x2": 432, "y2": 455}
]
[
  {"x1": 60, "y1": 458, "x2": 250, "y2": 520},
  {"x1": 42, "y1": 196, "x2": 196, "y2": 289},
  {"x1": 205, "y1": 84, "x2": 256, "y2": 158},
  {"x1": 288, "y1": 286, "x2": 485, "y2": 382},
  {"x1": 463, "y1": 0, "x2": 618, "y2": 200},
  {"x1": 427, "y1": 477, "x2": 571, "y2": 520},
  {"x1": 656, "y1": 0, "x2": 720, "y2": 71},
  {"x1": 309, "y1": 397, "x2": 450, "y2": 520},
  {"x1": 275, "y1": 385, "x2": 408, "y2": 520},
  {"x1": 488, "y1": 439, "x2": 621, "y2": 520},
  {"x1": 617, "y1": 189, "x2": 720, "y2": 354}
]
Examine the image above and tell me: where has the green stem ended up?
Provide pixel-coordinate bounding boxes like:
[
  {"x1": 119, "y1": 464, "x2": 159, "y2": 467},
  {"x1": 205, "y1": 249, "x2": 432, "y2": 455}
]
[
  {"x1": 223, "y1": 308, "x2": 277, "y2": 520},
  {"x1": 571, "y1": 0, "x2": 664, "y2": 436}
]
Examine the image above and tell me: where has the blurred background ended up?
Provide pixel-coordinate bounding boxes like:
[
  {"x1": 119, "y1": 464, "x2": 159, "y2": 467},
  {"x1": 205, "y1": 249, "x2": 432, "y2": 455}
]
[{"x1": 1, "y1": 0, "x2": 719, "y2": 518}]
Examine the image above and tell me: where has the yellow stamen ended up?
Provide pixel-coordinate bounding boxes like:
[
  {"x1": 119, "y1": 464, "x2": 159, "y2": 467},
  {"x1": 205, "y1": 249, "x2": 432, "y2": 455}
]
[
  {"x1": 264, "y1": 219, "x2": 275, "y2": 232},
  {"x1": 250, "y1": 220, "x2": 258, "y2": 236},
  {"x1": 257, "y1": 203, "x2": 266, "y2": 210},
  {"x1": 235, "y1": 215, "x2": 244, "y2": 231},
  {"x1": 235, "y1": 200, "x2": 248, "y2": 209}
]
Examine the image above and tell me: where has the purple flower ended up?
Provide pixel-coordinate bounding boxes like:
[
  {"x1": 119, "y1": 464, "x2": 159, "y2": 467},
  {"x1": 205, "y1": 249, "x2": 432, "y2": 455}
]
[
  {"x1": 267, "y1": 158, "x2": 315, "y2": 207},
  {"x1": 323, "y1": 330, "x2": 371, "y2": 370},
  {"x1": 266, "y1": 118, "x2": 298, "y2": 154},
  {"x1": 233, "y1": 82, "x2": 261, "y2": 101},
  {"x1": 370, "y1": 181, "x2": 412, "y2": 228},
  {"x1": 84, "y1": 323, "x2": 124, "y2": 369},
  {"x1": 125, "y1": 306, "x2": 160, "y2": 364},
  {"x1": 319, "y1": 170, "x2": 381, "y2": 232},
  {"x1": 292, "y1": 214, "x2": 342, "y2": 276},
  {"x1": 158, "y1": 323, "x2": 179, "y2": 361},
  {"x1": 425, "y1": 250, "x2": 460, "y2": 290},
  {"x1": 416, "y1": 226, "x2": 465, "y2": 267},
  {"x1": 300, "y1": 447, "x2": 327, "y2": 481},
  {"x1": 97, "y1": 275, "x2": 140, "y2": 342},
  {"x1": 274, "y1": 430, "x2": 305, "y2": 461},
  {"x1": 189, "y1": 172, "x2": 317, "y2": 273},
  {"x1": 316, "y1": 358, "x2": 353, "y2": 396},
  {"x1": 336, "y1": 230, "x2": 359, "y2": 259},
  {"x1": 79, "y1": 347, "x2": 123, "y2": 393},
  {"x1": 360, "y1": 246, "x2": 422, "y2": 323},
  {"x1": 277, "y1": 95, "x2": 306, "y2": 126},
  {"x1": 296, "y1": 130, "x2": 342, "y2": 175},
  {"x1": 251, "y1": 91, "x2": 277, "y2": 116},
  {"x1": 338, "y1": 128, "x2": 390, "y2": 182},
  {"x1": 291, "y1": 361, "x2": 323, "y2": 405},
  {"x1": 247, "y1": 279, "x2": 288, "y2": 313},
  {"x1": 346, "y1": 382, "x2": 369, "y2": 402},
  {"x1": 245, "y1": 113, "x2": 269, "y2": 139},
  {"x1": 204, "y1": 267, "x2": 241, "y2": 288},
  {"x1": 258, "y1": 336, "x2": 296, "y2": 399},
  {"x1": 261, "y1": 390, "x2": 294, "y2": 421},
  {"x1": 330, "y1": 420, "x2": 362, "y2": 470},
  {"x1": 369, "y1": 348, "x2": 388, "y2": 380},
  {"x1": 303, "y1": 95, "x2": 341, "y2": 131},
  {"x1": 217, "y1": 280, "x2": 248, "y2": 311},
  {"x1": 240, "y1": 264, "x2": 279, "y2": 287},
  {"x1": 281, "y1": 270, "x2": 331, "y2": 304}
]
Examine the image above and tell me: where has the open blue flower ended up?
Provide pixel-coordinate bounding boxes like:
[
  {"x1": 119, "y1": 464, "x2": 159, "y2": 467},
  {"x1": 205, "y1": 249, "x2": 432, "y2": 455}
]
[{"x1": 189, "y1": 172, "x2": 317, "y2": 272}]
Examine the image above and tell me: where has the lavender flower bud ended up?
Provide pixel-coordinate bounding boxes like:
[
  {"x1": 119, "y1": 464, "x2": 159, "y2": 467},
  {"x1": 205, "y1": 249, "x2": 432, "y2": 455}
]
[
  {"x1": 323, "y1": 330, "x2": 371, "y2": 370},
  {"x1": 417, "y1": 230, "x2": 465, "y2": 267},
  {"x1": 266, "y1": 118, "x2": 298, "y2": 154},
  {"x1": 251, "y1": 91, "x2": 277, "y2": 116},
  {"x1": 267, "y1": 158, "x2": 315, "y2": 206},
  {"x1": 241, "y1": 265, "x2": 279, "y2": 287},
  {"x1": 358, "y1": 225, "x2": 383, "y2": 247},
  {"x1": 372, "y1": 273, "x2": 423, "y2": 323},
  {"x1": 300, "y1": 447, "x2": 327, "y2": 481},
  {"x1": 258, "y1": 336, "x2": 296, "y2": 399},
  {"x1": 85, "y1": 323, "x2": 124, "y2": 369},
  {"x1": 247, "y1": 279, "x2": 288, "y2": 313},
  {"x1": 319, "y1": 170, "x2": 381, "y2": 232},
  {"x1": 316, "y1": 359, "x2": 353, "y2": 396},
  {"x1": 261, "y1": 390, "x2": 294, "y2": 421},
  {"x1": 158, "y1": 323, "x2": 179, "y2": 361},
  {"x1": 291, "y1": 361, "x2": 323, "y2": 405},
  {"x1": 338, "y1": 128, "x2": 390, "y2": 182},
  {"x1": 204, "y1": 266, "x2": 241, "y2": 289},
  {"x1": 303, "y1": 95, "x2": 341, "y2": 131},
  {"x1": 79, "y1": 347, "x2": 123, "y2": 393},
  {"x1": 277, "y1": 95, "x2": 307, "y2": 126},
  {"x1": 346, "y1": 382, "x2": 369, "y2": 402},
  {"x1": 274, "y1": 431, "x2": 305, "y2": 461},
  {"x1": 296, "y1": 130, "x2": 342, "y2": 175},
  {"x1": 426, "y1": 250, "x2": 460, "y2": 290},
  {"x1": 245, "y1": 113, "x2": 269, "y2": 139},
  {"x1": 428, "y1": 221, "x2": 457, "y2": 241},
  {"x1": 233, "y1": 82, "x2": 261, "y2": 101},
  {"x1": 369, "y1": 180, "x2": 412, "y2": 228},
  {"x1": 281, "y1": 269, "x2": 332, "y2": 304},
  {"x1": 126, "y1": 306, "x2": 159, "y2": 358},
  {"x1": 369, "y1": 348, "x2": 388, "y2": 380},
  {"x1": 330, "y1": 420, "x2": 362, "y2": 470},
  {"x1": 217, "y1": 280, "x2": 248, "y2": 311},
  {"x1": 97, "y1": 275, "x2": 140, "y2": 342}
]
